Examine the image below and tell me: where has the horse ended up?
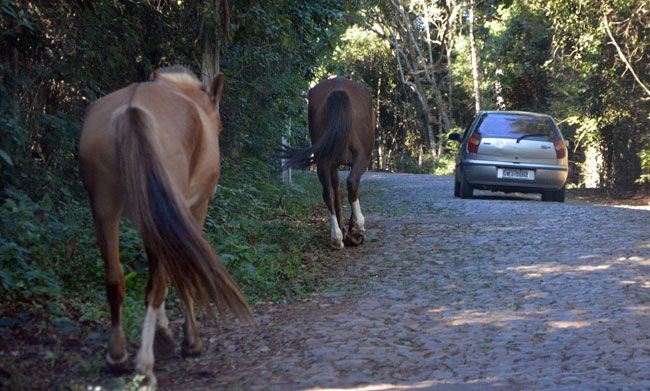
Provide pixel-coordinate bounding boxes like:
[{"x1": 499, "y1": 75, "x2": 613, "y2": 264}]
[
  {"x1": 79, "y1": 65, "x2": 253, "y2": 386},
  {"x1": 281, "y1": 77, "x2": 375, "y2": 249}
]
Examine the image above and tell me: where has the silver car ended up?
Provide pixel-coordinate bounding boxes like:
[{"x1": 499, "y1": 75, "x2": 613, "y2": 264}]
[{"x1": 449, "y1": 111, "x2": 569, "y2": 202}]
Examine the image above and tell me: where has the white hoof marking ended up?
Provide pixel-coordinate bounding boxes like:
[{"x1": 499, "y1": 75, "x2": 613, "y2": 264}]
[
  {"x1": 106, "y1": 351, "x2": 128, "y2": 366},
  {"x1": 157, "y1": 296, "x2": 169, "y2": 330},
  {"x1": 330, "y1": 214, "x2": 344, "y2": 248},
  {"x1": 136, "y1": 305, "x2": 159, "y2": 381},
  {"x1": 351, "y1": 200, "x2": 365, "y2": 233}
]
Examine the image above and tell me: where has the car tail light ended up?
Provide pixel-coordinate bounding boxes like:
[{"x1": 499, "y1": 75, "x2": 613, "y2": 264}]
[
  {"x1": 554, "y1": 140, "x2": 566, "y2": 159},
  {"x1": 467, "y1": 134, "x2": 481, "y2": 153}
]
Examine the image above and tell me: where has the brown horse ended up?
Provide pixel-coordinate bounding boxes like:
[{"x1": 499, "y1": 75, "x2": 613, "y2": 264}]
[
  {"x1": 79, "y1": 66, "x2": 253, "y2": 386},
  {"x1": 282, "y1": 77, "x2": 375, "y2": 249}
]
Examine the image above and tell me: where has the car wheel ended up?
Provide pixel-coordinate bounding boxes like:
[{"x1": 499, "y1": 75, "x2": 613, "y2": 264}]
[
  {"x1": 554, "y1": 186, "x2": 566, "y2": 202},
  {"x1": 459, "y1": 171, "x2": 473, "y2": 199},
  {"x1": 542, "y1": 187, "x2": 565, "y2": 202},
  {"x1": 454, "y1": 180, "x2": 460, "y2": 197}
]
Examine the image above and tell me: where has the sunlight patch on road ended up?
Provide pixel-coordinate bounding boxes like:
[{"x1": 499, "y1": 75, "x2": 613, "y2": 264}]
[
  {"x1": 549, "y1": 320, "x2": 591, "y2": 329},
  {"x1": 304, "y1": 381, "x2": 449, "y2": 391},
  {"x1": 506, "y1": 262, "x2": 612, "y2": 278},
  {"x1": 620, "y1": 279, "x2": 650, "y2": 289},
  {"x1": 624, "y1": 305, "x2": 650, "y2": 315},
  {"x1": 621, "y1": 255, "x2": 650, "y2": 265},
  {"x1": 576, "y1": 265, "x2": 611, "y2": 271},
  {"x1": 444, "y1": 310, "x2": 527, "y2": 326},
  {"x1": 427, "y1": 307, "x2": 447, "y2": 314},
  {"x1": 609, "y1": 204, "x2": 650, "y2": 211},
  {"x1": 578, "y1": 254, "x2": 602, "y2": 260},
  {"x1": 304, "y1": 376, "x2": 502, "y2": 391}
]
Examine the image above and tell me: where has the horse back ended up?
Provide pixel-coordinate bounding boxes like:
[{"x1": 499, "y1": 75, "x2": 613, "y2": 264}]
[
  {"x1": 79, "y1": 80, "x2": 218, "y2": 212},
  {"x1": 308, "y1": 77, "x2": 374, "y2": 165}
]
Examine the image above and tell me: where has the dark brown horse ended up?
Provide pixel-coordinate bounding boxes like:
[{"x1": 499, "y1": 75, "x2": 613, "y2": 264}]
[
  {"x1": 79, "y1": 66, "x2": 253, "y2": 386},
  {"x1": 282, "y1": 77, "x2": 375, "y2": 249}
]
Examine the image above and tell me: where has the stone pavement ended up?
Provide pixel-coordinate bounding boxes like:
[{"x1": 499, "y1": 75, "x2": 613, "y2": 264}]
[{"x1": 161, "y1": 173, "x2": 650, "y2": 390}]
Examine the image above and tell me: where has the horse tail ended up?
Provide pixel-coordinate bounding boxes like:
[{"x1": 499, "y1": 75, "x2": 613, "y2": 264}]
[
  {"x1": 280, "y1": 90, "x2": 351, "y2": 169},
  {"x1": 113, "y1": 106, "x2": 253, "y2": 323}
]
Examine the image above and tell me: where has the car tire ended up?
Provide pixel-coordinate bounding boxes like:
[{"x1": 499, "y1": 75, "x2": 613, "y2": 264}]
[
  {"x1": 454, "y1": 180, "x2": 460, "y2": 197},
  {"x1": 459, "y1": 171, "x2": 473, "y2": 199},
  {"x1": 554, "y1": 186, "x2": 566, "y2": 202},
  {"x1": 542, "y1": 186, "x2": 565, "y2": 202}
]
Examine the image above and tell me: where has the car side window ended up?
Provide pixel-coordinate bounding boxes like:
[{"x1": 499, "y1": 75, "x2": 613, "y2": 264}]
[{"x1": 462, "y1": 116, "x2": 476, "y2": 141}]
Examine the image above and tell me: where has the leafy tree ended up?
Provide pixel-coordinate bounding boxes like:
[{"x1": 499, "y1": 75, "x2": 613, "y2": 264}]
[
  {"x1": 542, "y1": 0, "x2": 649, "y2": 190},
  {"x1": 482, "y1": 2, "x2": 552, "y2": 112}
]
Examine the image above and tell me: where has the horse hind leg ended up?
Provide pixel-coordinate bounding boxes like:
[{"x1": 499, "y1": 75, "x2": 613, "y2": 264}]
[
  {"x1": 318, "y1": 162, "x2": 344, "y2": 249},
  {"x1": 178, "y1": 198, "x2": 213, "y2": 357},
  {"x1": 344, "y1": 161, "x2": 367, "y2": 246},
  {"x1": 143, "y1": 247, "x2": 176, "y2": 359},
  {"x1": 331, "y1": 167, "x2": 348, "y2": 243},
  {"x1": 92, "y1": 207, "x2": 129, "y2": 372},
  {"x1": 154, "y1": 297, "x2": 175, "y2": 358},
  {"x1": 135, "y1": 260, "x2": 168, "y2": 387},
  {"x1": 181, "y1": 294, "x2": 204, "y2": 357}
]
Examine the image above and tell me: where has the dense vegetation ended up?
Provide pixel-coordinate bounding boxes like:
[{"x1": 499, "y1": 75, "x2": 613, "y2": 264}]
[
  {"x1": 0, "y1": 0, "x2": 647, "y2": 375},
  {"x1": 326, "y1": 0, "x2": 648, "y2": 188},
  {"x1": 0, "y1": 0, "x2": 347, "y2": 336}
]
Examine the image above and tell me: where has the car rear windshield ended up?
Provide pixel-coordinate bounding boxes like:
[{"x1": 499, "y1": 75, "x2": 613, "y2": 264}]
[{"x1": 474, "y1": 114, "x2": 559, "y2": 141}]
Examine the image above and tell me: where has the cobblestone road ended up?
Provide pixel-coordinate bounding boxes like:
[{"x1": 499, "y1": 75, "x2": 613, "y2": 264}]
[{"x1": 162, "y1": 173, "x2": 650, "y2": 390}]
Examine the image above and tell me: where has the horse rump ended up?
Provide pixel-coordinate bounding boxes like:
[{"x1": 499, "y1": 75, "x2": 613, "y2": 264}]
[
  {"x1": 279, "y1": 89, "x2": 352, "y2": 170},
  {"x1": 113, "y1": 106, "x2": 253, "y2": 323}
]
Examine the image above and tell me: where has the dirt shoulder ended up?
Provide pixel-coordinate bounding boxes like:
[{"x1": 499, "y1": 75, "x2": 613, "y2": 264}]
[{"x1": 567, "y1": 187, "x2": 650, "y2": 207}]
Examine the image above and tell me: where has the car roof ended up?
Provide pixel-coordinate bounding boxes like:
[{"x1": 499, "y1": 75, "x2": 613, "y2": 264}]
[{"x1": 479, "y1": 110, "x2": 553, "y2": 119}]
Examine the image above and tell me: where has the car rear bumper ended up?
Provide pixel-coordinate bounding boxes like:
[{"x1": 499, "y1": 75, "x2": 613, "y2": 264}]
[{"x1": 461, "y1": 159, "x2": 567, "y2": 192}]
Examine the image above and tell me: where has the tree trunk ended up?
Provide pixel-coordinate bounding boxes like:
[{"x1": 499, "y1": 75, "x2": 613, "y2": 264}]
[
  {"x1": 375, "y1": 76, "x2": 383, "y2": 170},
  {"x1": 469, "y1": 0, "x2": 481, "y2": 114},
  {"x1": 375, "y1": 139, "x2": 382, "y2": 171},
  {"x1": 202, "y1": 36, "x2": 219, "y2": 85},
  {"x1": 386, "y1": 146, "x2": 393, "y2": 170},
  {"x1": 426, "y1": 114, "x2": 438, "y2": 160},
  {"x1": 282, "y1": 118, "x2": 292, "y2": 183},
  {"x1": 201, "y1": 0, "x2": 221, "y2": 85},
  {"x1": 494, "y1": 68, "x2": 506, "y2": 110},
  {"x1": 447, "y1": 44, "x2": 454, "y2": 124}
]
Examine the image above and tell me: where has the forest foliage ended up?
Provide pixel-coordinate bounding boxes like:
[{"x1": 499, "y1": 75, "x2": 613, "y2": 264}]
[
  {"x1": 0, "y1": 0, "x2": 346, "y2": 330},
  {"x1": 0, "y1": 0, "x2": 648, "y2": 334}
]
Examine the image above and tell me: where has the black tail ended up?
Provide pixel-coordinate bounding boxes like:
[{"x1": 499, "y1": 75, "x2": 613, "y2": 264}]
[
  {"x1": 279, "y1": 90, "x2": 352, "y2": 169},
  {"x1": 114, "y1": 107, "x2": 254, "y2": 323}
]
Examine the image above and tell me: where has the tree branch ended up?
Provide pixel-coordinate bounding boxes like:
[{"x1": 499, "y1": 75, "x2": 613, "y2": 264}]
[{"x1": 602, "y1": 11, "x2": 650, "y2": 98}]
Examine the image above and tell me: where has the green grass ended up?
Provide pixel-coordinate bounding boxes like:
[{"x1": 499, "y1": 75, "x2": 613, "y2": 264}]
[{"x1": 0, "y1": 163, "x2": 326, "y2": 339}]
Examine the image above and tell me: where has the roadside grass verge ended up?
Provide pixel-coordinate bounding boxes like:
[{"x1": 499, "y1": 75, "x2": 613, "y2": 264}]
[{"x1": 0, "y1": 162, "x2": 327, "y2": 389}]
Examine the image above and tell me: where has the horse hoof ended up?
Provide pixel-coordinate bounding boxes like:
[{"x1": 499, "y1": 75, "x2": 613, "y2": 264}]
[
  {"x1": 182, "y1": 339, "x2": 204, "y2": 357},
  {"x1": 330, "y1": 240, "x2": 344, "y2": 250},
  {"x1": 344, "y1": 232, "x2": 364, "y2": 247},
  {"x1": 106, "y1": 352, "x2": 130, "y2": 374},
  {"x1": 135, "y1": 369, "x2": 157, "y2": 389},
  {"x1": 154, "y1": 328, "x2": 176, "y2": 359}
]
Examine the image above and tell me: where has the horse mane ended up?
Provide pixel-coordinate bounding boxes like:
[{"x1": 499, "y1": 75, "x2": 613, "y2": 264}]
[{"x1": 150, "y1": 65, "x2": 203, "y2": 89}]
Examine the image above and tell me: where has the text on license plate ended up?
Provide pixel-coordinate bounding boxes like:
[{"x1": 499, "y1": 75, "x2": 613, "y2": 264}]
[{"x1": 497, "y1": 168, "x2": 535, "y2": 180}]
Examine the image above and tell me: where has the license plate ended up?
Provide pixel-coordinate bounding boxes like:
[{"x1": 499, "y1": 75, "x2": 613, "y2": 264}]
[{"x1": 498, "y1": 168, "x2": 534, "y2": 180}]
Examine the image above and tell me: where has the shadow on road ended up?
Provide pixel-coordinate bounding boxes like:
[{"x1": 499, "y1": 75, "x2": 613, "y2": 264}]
[{"x1": 465, "y1": 191, "x2": 540, "y2": 202}]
